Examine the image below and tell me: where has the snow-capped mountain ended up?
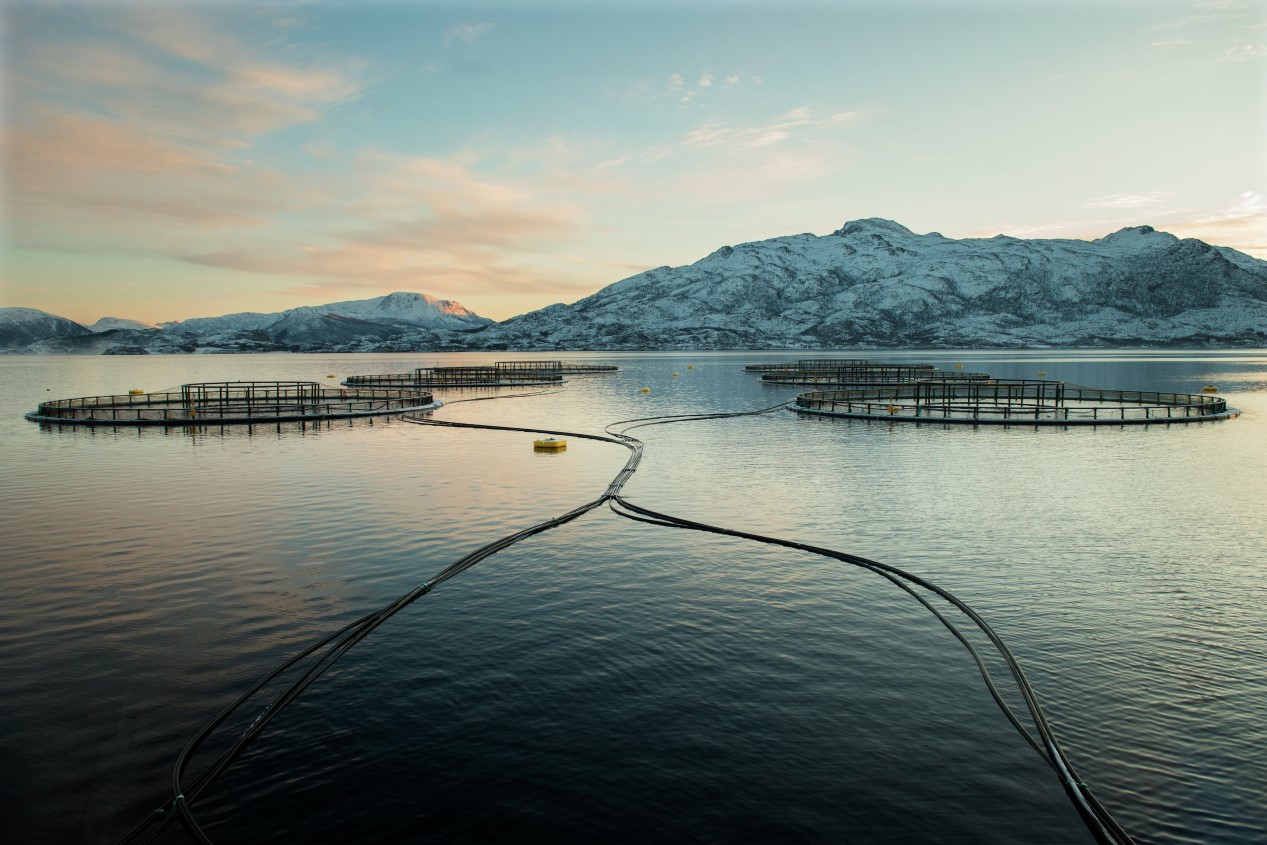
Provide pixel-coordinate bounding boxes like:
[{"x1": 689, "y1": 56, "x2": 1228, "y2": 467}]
[
  {"x1": 6, "y1": 223, "x2": 1266, "y2": 353},
  {"x1": 0, "y1": 308, "x2": 91, "y2": 348},
  {"x1": 87, "y1": 317, "x2": 159, "y2": 332},
  {"x1": 12, "y1": 291, "x2": 493, "y2": 354},
  {"x1": 162, "y1": 291, "x2": 487, "y2": 338},
  {"x1": 472, "y1": 219, "x2": 1267, "y2": 349}
]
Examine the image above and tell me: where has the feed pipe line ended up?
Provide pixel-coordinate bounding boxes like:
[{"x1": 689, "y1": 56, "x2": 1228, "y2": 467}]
[
  {"x1": 119, "y1": 397, "x2": 1134, "y2": 845},
  {"x1": 602, "y1": 410, "x2": 1132, "y2": 845}
]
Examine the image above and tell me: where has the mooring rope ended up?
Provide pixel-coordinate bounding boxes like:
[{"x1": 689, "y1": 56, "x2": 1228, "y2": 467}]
[{"x1": 118, "y1": 397, "x2": 1134, "y2": 845}]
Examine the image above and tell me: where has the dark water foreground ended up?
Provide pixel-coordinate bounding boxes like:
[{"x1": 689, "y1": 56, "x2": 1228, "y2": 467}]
[{"x1": 1, "y1": 350, "x2": 1264, "y2": 844}]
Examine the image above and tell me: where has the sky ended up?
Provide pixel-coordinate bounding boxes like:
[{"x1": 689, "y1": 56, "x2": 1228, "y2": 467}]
[{"x1": 1, "y1": 0, "x2": 1264, "y2": 325}]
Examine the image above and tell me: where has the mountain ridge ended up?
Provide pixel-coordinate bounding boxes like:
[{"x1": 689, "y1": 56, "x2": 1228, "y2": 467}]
[
  {"x1": 4, "y1": 291, "x2": 492, "y2": 354},
  {"x1": 471, "y1": 220, "x2": 1266, "y2": 350},
  {"x1": 4, "y1": 220, "x2": 1265, "y2": 353}
]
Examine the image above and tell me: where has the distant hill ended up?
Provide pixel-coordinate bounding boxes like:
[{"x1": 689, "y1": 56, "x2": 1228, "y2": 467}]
[
  {"x1": 5, "y1": 291, "x2": 493, "y2": 354},
  {"x1": 5, "y1": 223, "x2": 1265, "y2": 353},
  {"x1": 470, "y1": 220, "x2": 1267, "y2": 349},
  {"x1": 0, "y1": 308, "x2": 91, "y2": 349},
  {"x1": 87, "y1": 317, "x2": 159, "y2": 332}
]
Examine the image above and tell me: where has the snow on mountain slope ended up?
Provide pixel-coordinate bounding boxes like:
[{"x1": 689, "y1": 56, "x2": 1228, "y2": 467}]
[
  {"x1": 162, "y1": 291, "x2": 491, "y2": 338},
  {"x1": 5, "y1": 291, "x2": 492, "y2": 353},
  {"x1": 319, "y1": 291, "x2": 489, "y2": 327},
  {"x1": 0, "y1": 308, "x2": 91, "y2": 349},
  {"x1": 7, "y1": 226, "x2": 1265, "y2": 354},
  {"x1": 27, "y1": 329, "x2": 193, "y2": 355},
  {"x1": 266, "y1": 308, "x2": 421, "y2": 345},
  {"x1": 87, "y1": 317, "x2": 159, "y2": 332},
  {"x1": 475, "y1": 220, "x2": 1267, "y2": 349}
]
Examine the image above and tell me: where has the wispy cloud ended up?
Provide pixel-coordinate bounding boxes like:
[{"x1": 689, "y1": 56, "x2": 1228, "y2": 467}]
[
  {"x1": 1155, "y1": 1, "x2": 1248, "y2": 30},
  {"x1": 1220, "y1": 41, "x2": 1266, "y2": 60},
  {"x1": 625, "y1": 69, "x2": 757, "y2": 105},
  {"x1": 17, "y1": 10, "x2": 363, "y2": 145},
  {"x1": 674, "y1": 107, "x2": 862, "y2": 151},
  {"x1": 1172, "y1": 191, "x2": 1265, "y2": 227},
  {"x1": 965, "y1": 217, "x2": 1163, "y2": 239},
  {"x1": 1165, "y1": 192, "x2": 1267, "y2": 257},
  {"x1": 1085, "y1": 192, "x2": 1173, "y2": 209},
  {"x1": 444, "y1": 22, "x2": 495, "y2": 47},
  {"x1": 182, "y1": 149, "x2": 593, "y2": 306},
  {"x1": 1157, "y1": 15, "x2": 1218, "y2": 29},
  {"x1": 973, "y1": 193, "x2": 1267, "y2": 259},
  {"x1": 1156, "y1": 12, "x2": 1241, "y2": 30},
  {"x1": 4, "y1": 7, "x2": 360, "y2": 256},
  {"x1": 1150, "y1": 38, "x2": 1190, "y2": 47},
  {"x1": 5, "y1": 106, "x2": 291, "y2": 239}
]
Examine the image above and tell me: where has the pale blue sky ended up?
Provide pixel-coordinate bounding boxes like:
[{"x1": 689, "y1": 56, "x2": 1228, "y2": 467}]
[{"x1": 3, "y1": 0, "x2": 1264, "y2": 323}]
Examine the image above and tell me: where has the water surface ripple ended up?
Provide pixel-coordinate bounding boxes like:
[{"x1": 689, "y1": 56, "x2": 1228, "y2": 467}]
[{"x1": 0, "y1": 350, "x2": 1263, "y2": 844}]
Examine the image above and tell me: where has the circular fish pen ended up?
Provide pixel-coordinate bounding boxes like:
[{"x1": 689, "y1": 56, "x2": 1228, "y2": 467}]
[
  {"x1": 761, "y1": 365, "x2": 990, "y2": 387},
  {"x1": 344, "y1": 360, "x2": 615, "y2": 388},
  {"x1": 745, "y1": 358, "x2": 935, "y2": 373},
  {"x1": 345, "y1": 366, "x2": 564, "y2": 389},
  {"x1": 497, "y1": 359, "x2": 618, "y2": 375},
  {"x1": 26, "y1": 381, "x2": 437, "y2": 427},
  {"x1": 791, "y1": 380, "x2": 1236, "y2": 425}
]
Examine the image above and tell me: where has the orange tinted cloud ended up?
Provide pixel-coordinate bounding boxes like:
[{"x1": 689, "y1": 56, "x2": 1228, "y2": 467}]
[
  {"x1": 5, "y1": 108, "x2": 287, "y2": 239},
  {"x1": 182, "y1": 151, "x2": 592, "y2": 308},
  {"x1": 4, "y1": 8, "x2": 361, "y2": 250}
]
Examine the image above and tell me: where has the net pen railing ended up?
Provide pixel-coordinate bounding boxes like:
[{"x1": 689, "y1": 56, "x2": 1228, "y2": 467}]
[
  {"x1": 762, "y1": 368, "x2": 993, "y2": 385},
  {"x1": 745, "y1": 359, "x2": 936, "y2": 372},
  {"x1": 31, "y1": 383, "x2": 433, "y2": 424},
  {"x1": 793, "y1": 383, "x2": 1229, "y2": 423},
  {"x1": 344, "y1": 367, "x2": 565, "y2": 386},
  {"x1": 494, "y1": 360, "x2": 564, "y2": 374}
]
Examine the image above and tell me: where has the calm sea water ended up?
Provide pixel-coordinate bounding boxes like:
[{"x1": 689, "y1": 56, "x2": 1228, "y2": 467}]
[{"x1": 1, "y1": 350, "x2": 1264, "y2": 844}]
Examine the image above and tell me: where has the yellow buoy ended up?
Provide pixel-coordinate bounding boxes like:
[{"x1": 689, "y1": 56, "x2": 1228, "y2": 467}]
[
  {"x1": 641, "y1": 387, "x2": 651, "y2": 393},
  {"x1": 687, "y1": 365, "x2": 695, "y2": 370},
  {"x1": 326, "y1": 374, "x2": 337, "y2": 378},
  {"x1": 533, "y1": 437, "x2": 567, "y2": 451},
  {"x1": 1037, "y1": 371, "x2": 1047, "y2": 377},
  {"x1": 128, "y1": 389, "x2": 145, "y2": 395},
  {"x1": 672, "y1": 372, "x2": 680, "y2": 377},
  {"x1": 1203, "y1": 385, "x2": 1218, "y2": 393},
  {"x1": 954, "y1": 363, "x2": 963, "y2": 369}
]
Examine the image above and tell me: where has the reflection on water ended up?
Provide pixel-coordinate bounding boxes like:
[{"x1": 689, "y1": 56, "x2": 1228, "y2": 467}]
[{"x1": 0, "y1": 350, "x2": 1264, "y2": 844}]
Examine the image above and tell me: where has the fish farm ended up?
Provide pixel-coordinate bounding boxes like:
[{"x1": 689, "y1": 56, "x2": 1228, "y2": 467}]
[
  {"x1": 761, "y1": 364, "x2": 993, "y2": 387},
  {"x1": 25, "y1": 381, "x2": 437, "y2": 426},
  {"x1": 17, "y1": 353, "x2": 1248, "y2": 845},
  {"x1": 744, "y1": 358, "x2": 935, "y2": 373},
  {"x1": 739, "y1": 358, "x2": 1236, "y2": 425},
  {"x1": 343, "y1": 360, "x2": 617, "y2": 389},
  {"x1": 791, "y1": 380, "x2": 1235, "y2": 425}
]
